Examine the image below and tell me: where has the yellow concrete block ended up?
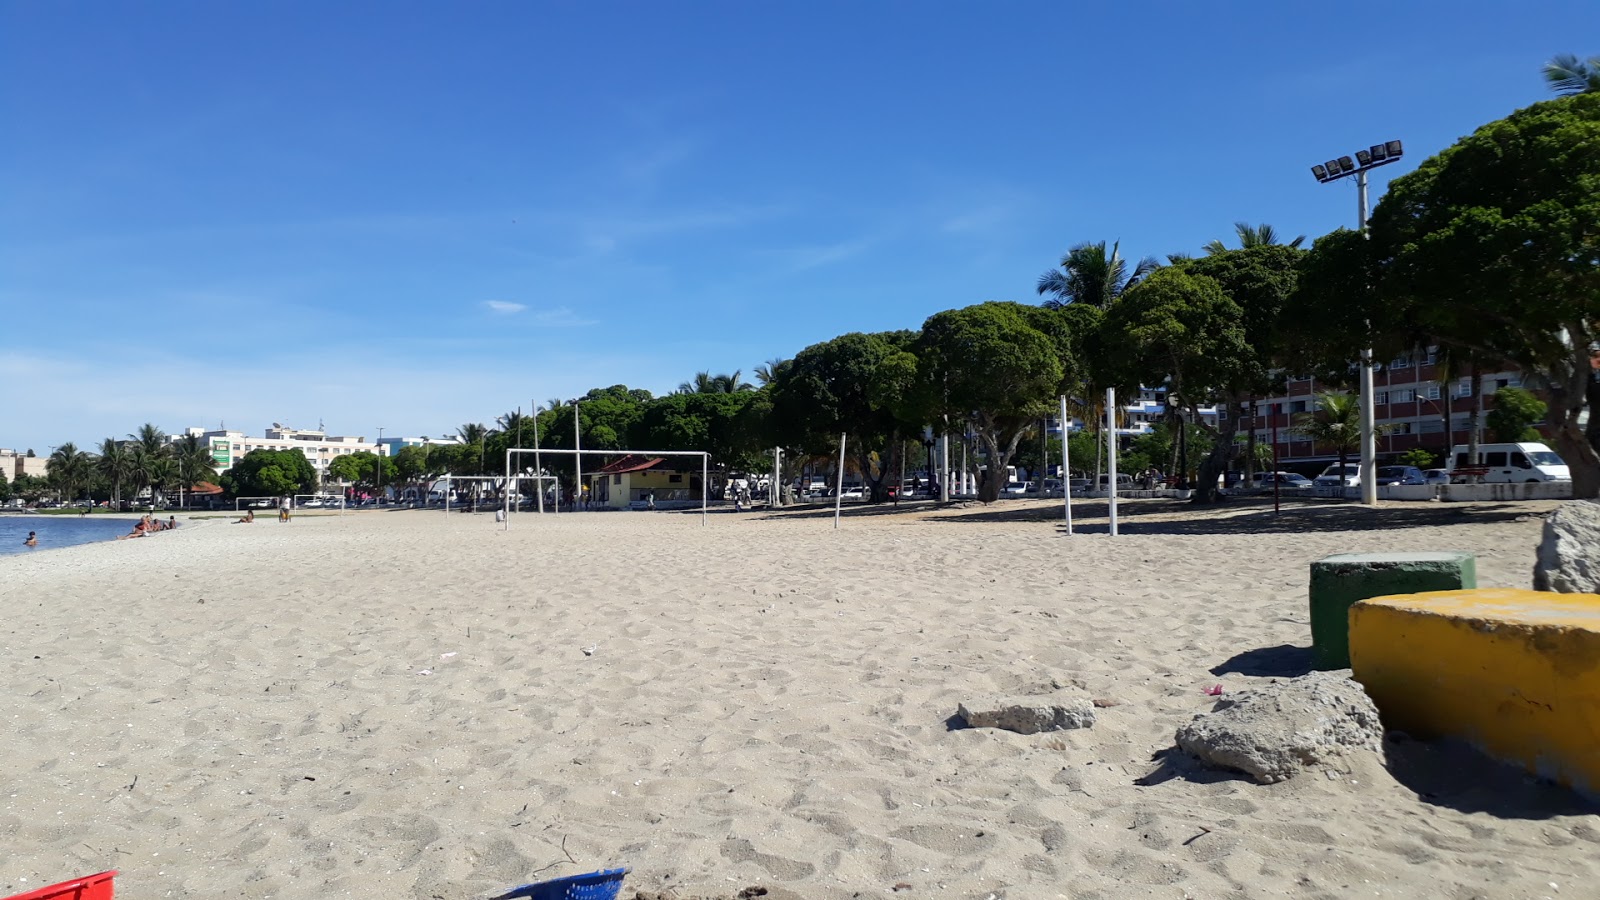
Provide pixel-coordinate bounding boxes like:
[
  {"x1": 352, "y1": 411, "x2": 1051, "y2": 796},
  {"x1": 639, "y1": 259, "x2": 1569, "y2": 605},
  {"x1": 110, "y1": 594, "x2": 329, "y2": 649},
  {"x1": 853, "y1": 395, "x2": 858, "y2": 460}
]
[{"x1": 1349, "y1": 588, "x2": 1600, "y2": 797}]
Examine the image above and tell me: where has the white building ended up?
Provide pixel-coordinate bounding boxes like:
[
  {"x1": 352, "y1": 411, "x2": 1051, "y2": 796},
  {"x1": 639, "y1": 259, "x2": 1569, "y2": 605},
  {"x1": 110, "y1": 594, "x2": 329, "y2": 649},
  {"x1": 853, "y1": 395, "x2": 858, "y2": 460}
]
[
  {"x1": 376, "y1": 435, "x2": 463, "y2": 456},
  {"x1": 178, "y1": 424, "x2": 382, "y2": 484}
]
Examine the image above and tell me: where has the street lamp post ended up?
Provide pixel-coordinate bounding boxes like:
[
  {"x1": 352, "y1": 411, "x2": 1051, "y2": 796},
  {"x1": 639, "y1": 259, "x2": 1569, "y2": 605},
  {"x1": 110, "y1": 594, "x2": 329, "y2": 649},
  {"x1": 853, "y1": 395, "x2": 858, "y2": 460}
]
[{"x1": 1311, "y1": 140, "x2": 1404, "y2": 507}]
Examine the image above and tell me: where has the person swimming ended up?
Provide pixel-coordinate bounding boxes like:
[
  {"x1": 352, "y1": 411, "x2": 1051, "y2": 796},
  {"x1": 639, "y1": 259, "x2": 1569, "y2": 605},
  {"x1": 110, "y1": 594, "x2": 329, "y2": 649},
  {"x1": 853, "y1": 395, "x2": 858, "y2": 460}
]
[{"x1": 24, "y1": 531, "x2": 37, "y2": 547}]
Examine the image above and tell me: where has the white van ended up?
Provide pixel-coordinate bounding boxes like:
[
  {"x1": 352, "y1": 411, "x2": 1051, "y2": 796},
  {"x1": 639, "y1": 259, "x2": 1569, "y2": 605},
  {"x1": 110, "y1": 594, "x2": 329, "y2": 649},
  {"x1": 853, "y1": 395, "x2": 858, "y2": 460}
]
[{"x1": 1450, "y1": 442, "x2": 1570, "y2": 483}]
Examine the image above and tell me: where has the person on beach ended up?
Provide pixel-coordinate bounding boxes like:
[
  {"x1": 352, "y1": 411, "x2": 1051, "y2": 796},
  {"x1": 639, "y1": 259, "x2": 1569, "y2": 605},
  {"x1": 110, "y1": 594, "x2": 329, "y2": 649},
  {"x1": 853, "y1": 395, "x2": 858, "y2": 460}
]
[
  {"x1": 118, "y1": 521, "x2": 147, "y2": 540},
  {"x1": 279, "y1": 498, "x2": 290, "y2": 523},
  {"x1": 24, "y1": 531, "x2": 37, "y2": 547},
  {"x1": 167, "y1": 516, "x2": 177, "y2": 530},
  {"x1": 235, "y1": 509, "x2": 255, "y2": 524}
]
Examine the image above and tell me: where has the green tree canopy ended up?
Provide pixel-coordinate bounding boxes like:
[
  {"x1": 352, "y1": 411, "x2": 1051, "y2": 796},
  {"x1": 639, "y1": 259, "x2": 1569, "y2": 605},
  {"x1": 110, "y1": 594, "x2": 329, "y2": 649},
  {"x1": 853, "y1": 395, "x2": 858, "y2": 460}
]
[
  {"x1": 1102, "y1": 268, "x2": 1250, "y2": 500},
  {"x1": 1366, "y1": 93, "x2": 1600, "y2": 496},
  {"x1": 1486, "y1": 387, "x2": 1548, "y2": 443},
  {"x1": 917, "y1": 302, "x2": 1068, "y2": 501},
  {"x1": 327, "y1": 451, "x2": 398, "y2": 493},
  {"x1": 769, "y1": 331, "x2": 920, "y2": 501},
  {"x1": 221, "y1": 449, "x2": 317, "y2": 499}
]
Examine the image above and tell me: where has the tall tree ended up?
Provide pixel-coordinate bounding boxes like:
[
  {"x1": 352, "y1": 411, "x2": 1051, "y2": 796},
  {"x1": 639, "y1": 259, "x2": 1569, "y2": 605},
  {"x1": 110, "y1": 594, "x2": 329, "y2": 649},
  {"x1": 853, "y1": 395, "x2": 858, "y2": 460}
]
[
  {"x1": 916, "y1": 303, "x2": 1072, "y2": 502},
  {"x1": 95, "y1": 438, "x2": 132, "y2": 506},
  {"x1": 1101, "y1": 267, "x2": 1252, "y2": 501},
  {"x1": 128, "y1": 424, "x2": 172, "y2": 507},
  {"x1": 46, "y1": 443, "x2": 93, "y2": 502},
  {"x1": 1366, "y1": 92, "x2": 1600, "y2": 496},
  {"x1": 754, "y1": 358, "x2": 789, "y2": 387},
  {"x1": 172, "y1": 434, "x2": 219, "y2": 503},
  {"x1": 1544, "y1": 53, "x2": 1600, "y2": 95},
  {"x1": 1036, "y1": 240, "x2": 1159, "y2": 310},
  {"x1": 1486, "y1": 386, "x2": 1548, "y2": 443},
  {"x1": 769, "y1": 331, "x2": 920, "y2": 502},
  {"x1": 1202, "y1": 222, "x2": 1305, "y2": 256}
]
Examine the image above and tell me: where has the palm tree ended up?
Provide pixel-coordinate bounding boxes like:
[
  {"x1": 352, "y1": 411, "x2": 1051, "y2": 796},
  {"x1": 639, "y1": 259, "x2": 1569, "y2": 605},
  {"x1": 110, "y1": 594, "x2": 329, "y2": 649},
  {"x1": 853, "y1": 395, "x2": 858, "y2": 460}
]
[
  {"x1": 146, "y1": 457, "x2": 178, "y2": 506},
  {"x1": 1036, "y1": 240, "x2": 1159, "y2": 309},
  {"x1": 754, "y1": 358, "x2": 789, "y2": 387},
  {"x1": 1293, "y1": 392, "x2": 1366, "y2": 475},
  {"x1": 457, "y1": 423, "x2": 490, "y2": 475},
  {"x1": 676, "y1": 371, "x2": 754, "y2": 394},
  {"x1": 96, "y1": 438, "x2": 132, "y2": 506},
  {"x1": 128, "y1": 424, "x2": 172, "y2": 508},
  {"x1": 47, "y1": 443, "x2": 93, "y2": 503},
  {"x1": 1203, "y1": 222, "x2": 1306, "y2": 255},
  {"x1": 172, "y1": 434, "x2": 218, "y2": 508},
  {"x1": 1544, "y1": 53, "x2": 1600, "y2": 96}
]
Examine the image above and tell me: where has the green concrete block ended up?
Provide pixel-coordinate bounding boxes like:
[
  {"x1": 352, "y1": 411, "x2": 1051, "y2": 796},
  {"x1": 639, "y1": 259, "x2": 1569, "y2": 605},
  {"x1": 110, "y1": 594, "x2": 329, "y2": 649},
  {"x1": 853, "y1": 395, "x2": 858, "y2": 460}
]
[{"x1": 1309, "y1": 551, "x2": 1477, "y2": 670}]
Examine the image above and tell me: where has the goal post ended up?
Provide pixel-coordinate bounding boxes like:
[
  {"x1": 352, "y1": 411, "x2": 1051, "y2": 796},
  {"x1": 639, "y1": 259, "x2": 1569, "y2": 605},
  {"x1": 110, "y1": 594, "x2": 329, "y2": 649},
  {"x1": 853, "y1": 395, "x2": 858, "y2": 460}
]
[{"x1": 504, "y1": 447, "x2": 709, "y2": 526}]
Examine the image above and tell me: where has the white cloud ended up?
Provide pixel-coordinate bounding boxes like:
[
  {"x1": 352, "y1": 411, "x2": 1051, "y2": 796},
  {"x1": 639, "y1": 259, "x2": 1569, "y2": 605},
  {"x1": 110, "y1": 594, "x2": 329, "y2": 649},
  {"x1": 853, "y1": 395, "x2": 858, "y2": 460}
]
[{"x1": 483, "y1": 300, "x2": 527, "y2": 314}]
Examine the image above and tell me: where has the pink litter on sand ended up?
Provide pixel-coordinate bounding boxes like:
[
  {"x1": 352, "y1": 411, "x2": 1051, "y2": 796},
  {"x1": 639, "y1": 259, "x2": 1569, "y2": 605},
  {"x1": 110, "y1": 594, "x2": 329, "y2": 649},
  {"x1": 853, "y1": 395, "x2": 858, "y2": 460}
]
[{"x1": 1205, "y1": 684, "x2": 1224, "y2": 696}]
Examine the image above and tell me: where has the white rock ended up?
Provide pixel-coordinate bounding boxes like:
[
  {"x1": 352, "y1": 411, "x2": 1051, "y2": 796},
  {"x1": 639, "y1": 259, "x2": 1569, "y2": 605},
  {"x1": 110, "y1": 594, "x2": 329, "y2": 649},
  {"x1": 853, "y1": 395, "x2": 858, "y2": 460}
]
[
  {"x1": 1533, "y1": 500, "x2": 1600, "y2": 594},
  {"x1": 957, "y1": 691, "x2": 1095, "y2": 734},
  {"x1": 1175, "y1": 671, "x2": 1382, "y2": 784}
]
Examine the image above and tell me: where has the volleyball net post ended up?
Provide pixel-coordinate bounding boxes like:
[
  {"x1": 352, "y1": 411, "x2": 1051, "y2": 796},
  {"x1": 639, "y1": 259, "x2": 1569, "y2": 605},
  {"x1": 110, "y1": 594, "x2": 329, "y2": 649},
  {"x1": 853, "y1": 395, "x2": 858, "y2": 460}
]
[{"x1": 504, "y1": 448, "x2": 710, "y2": 527}]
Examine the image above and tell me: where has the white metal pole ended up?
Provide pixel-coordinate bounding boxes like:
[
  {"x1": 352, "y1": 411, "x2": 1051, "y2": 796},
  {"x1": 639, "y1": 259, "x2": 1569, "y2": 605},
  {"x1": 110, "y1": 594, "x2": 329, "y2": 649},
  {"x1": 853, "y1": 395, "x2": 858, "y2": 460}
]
[
  {"x1": 444, "y1": 475, "x2": 450, "y2": 516},
  {"x1": 701, "y1": 453, "x2": 708, "y2": 526},
  {"x1": 772, "y1": 447, "x2": 781, "y2": 509},
  {"x1": 1357, "y1": 168, "x2": 1378, "y2": 507},
  {"x1": 1106, "y1": 387, "x2": 1119, "y2": 537},
  {"x1": 572, "y1": 400, "x2": 582, "y2": 512},
  {"x1": 1061, "y1": 394, "x2": 1073, "y2": 534},
  {"x1": 834, "y1": 433, "x2": 846, "y2": 529}
]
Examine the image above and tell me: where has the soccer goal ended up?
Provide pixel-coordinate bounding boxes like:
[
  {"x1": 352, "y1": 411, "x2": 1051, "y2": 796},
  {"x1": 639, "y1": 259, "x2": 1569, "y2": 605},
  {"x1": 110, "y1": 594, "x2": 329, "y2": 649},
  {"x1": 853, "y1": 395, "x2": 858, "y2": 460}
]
[
  {"x1": 503, "y1": 447, "x2": 710, "y2": 526},
  {"x1": 234, "y1": 496, "x2": 282, "y2": 512},
  {"x1": 430, "y1": 475, "x2": 520, "y2": 515}
]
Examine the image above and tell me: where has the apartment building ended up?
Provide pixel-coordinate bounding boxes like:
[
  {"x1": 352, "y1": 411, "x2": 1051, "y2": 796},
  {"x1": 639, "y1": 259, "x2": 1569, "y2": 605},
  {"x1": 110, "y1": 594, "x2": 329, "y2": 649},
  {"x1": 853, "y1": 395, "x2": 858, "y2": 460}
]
[
  {"x1": 1234, "y1": 349, "x2": 1538, "y2": 467},
  {"x1": 178, "y1": 425, "x2": 382, "y2": 483},
  {"x1": 0, "y1": 449, "x2": 49, "y2": 483}
]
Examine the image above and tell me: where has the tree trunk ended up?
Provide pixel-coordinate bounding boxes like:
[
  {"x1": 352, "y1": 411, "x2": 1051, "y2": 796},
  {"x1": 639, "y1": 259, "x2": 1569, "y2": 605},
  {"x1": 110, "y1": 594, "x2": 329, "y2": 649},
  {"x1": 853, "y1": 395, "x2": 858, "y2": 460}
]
[
  {"x1": 1191, "y1": 428, "x2": 1232, "y2": 503},
  {"x1": 1467, "y1": 363, "x2": 1482, "y2": 479}
]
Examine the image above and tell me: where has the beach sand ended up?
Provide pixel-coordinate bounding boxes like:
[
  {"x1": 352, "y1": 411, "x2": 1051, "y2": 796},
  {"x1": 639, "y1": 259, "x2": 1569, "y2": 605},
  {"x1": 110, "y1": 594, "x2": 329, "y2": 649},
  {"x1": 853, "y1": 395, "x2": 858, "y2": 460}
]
[{"x1": 2, "y1": 499, "x2": 1596, "y2": 899}]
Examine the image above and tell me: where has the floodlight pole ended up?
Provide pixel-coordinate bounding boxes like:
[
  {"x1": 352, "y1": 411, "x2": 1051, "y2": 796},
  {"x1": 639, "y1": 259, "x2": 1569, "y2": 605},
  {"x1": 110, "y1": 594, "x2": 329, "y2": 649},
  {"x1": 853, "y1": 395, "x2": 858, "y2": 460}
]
[
  {"x1": 1106, "y1": 387, "x2": 1119, "y2": 537},
  {"x1": 1311, "y1": 141, "x2": 1401, "y2": 508},
  {"x1": 834, "y1": 433, "x2": 846, "y2": 529},
  {"x1": 1356, "y1": 170, "x2": 1378, "y2": 507}
]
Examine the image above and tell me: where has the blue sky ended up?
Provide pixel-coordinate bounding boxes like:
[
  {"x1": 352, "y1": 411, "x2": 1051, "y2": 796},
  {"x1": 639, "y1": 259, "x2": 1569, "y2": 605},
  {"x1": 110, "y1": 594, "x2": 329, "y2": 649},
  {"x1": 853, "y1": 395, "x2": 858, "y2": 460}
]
[{"x1": 2, "y1": 1, "x2": 1594, "y2": 452}]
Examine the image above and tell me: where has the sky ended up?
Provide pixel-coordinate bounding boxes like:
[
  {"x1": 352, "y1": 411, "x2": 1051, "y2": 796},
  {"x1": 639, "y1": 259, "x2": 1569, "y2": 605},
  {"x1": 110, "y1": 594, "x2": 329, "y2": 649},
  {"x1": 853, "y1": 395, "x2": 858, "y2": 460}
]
[{"x1": 3, "y1": 1, "x2": 1596, "y2": 453}]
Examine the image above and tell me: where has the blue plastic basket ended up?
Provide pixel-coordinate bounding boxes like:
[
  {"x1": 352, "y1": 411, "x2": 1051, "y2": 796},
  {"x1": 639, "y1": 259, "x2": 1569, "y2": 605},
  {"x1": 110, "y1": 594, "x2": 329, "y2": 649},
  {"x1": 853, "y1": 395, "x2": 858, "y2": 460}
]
[{"x1": 496, "y1": 867, "x2": 630, "y2": 900}]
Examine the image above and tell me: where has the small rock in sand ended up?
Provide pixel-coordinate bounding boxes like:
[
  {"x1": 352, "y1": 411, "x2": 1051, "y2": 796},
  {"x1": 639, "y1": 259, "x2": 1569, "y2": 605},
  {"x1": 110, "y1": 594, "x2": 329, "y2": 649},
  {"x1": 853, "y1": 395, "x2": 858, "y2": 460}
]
[{"x1": 958, "y1": 690, "x2": 1096, "y2": 734}]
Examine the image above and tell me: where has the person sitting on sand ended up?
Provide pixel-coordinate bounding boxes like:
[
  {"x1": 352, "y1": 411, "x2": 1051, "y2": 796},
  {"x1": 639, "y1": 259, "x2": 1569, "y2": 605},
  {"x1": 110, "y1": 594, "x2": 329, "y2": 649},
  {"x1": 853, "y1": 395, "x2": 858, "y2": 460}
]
[
  {"x1": 24, "y1": 531, "x2": 38, "y2": 547},
  {"x1": 117, "y1": 521, "x2": 147, "y2": 540},
  {"x1": 167, "y1": 516, "x2": 177, "y2": 530},
  {"x1": 235, "y1": 509, "x2": 255, "y2": 524}
]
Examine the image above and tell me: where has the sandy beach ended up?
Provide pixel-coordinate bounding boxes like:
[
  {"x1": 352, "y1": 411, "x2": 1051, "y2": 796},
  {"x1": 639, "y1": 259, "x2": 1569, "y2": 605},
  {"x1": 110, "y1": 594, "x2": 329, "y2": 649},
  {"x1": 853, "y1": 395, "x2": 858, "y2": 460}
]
[{"x1": 2, "y1": 499, "x2": 1596, "y2": 899}]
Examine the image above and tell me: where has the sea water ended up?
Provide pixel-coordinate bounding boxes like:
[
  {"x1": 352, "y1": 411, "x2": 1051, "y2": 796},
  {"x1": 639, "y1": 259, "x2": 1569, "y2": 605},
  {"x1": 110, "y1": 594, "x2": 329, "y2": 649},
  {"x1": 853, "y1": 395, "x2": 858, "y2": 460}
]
[{"x1": 0, "y1": 515, "x2": 145, "y2": 557}]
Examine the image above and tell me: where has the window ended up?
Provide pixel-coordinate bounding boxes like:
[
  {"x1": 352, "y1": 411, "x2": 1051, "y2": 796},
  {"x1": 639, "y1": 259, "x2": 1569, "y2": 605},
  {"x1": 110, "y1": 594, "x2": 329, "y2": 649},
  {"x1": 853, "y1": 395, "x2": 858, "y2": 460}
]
[
  {"x1": 1485, "y1": 452, "x2": 1508, "y2": 467},
  {"x1": 1375, "y1": 391, "x2": 1388, "y2": 405},
  {"x1": 1419, "y1": 420, "x2": 1444, "y2": 433},
  {"x1": 1453, "y1": 377, "x2": 1472, "y2": 398},
  {"x1": 613, "y1": 474, "x2": 621, "y2": 485},
  {"x1": 1291, "y1": 400, "x2": 1307, "y2": 413},
  {"x1": 1511, "y1": 452, "x2": 1530, "y2": 469},
  {"x1": 1424, "y1": 385, "x2": 1441, "y2": 401},
  {"x1": 1392, "y1": 422, "x2": 1413, "y2": 435},
  {"x1": 1391, "y1": 356, "x2": 1411, "y2": 369},
  {"x1": 1392, "y1": 389, "x2": 1414, "y2": 403},
  {"x1": 1425, "y1": 349, "x2": 1438, "y2": 365}
]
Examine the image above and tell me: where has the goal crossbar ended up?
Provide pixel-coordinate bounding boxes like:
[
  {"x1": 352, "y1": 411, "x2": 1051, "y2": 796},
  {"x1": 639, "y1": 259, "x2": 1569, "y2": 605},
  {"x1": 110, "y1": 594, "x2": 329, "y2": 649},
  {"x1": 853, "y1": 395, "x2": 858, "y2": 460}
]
[{"x1": 504, "y1": 447, "x2": 709, "y2": 525}]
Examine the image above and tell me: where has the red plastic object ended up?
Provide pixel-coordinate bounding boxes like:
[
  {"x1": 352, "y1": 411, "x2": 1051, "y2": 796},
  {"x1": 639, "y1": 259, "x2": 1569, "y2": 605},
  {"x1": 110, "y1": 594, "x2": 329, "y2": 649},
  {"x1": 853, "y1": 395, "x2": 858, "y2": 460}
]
[{"x1": 3, "y1": 871, "x2": 116, "y2": 900}]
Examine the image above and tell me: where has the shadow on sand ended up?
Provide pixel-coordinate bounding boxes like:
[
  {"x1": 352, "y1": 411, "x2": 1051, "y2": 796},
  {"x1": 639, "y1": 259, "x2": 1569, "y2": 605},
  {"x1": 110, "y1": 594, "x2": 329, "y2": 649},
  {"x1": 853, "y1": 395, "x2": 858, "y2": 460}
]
[
  {"x1": 1209, "y1": 644, "x2": 1317, "y2": 678},
  {"x1": 756, "y1": 496, "x2": 1548, "y2": 536}
]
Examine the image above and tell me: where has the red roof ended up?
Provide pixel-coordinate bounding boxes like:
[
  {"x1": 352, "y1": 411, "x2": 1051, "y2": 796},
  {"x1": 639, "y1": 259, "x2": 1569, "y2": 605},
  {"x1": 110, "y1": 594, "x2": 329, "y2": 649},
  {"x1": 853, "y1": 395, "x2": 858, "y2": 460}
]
[
  {"x1": 593, "y1": 455, "x2": 666, "y2": 475},
  {"x1": 189, "y1": 481, "x2": 223, "y2": 495}
]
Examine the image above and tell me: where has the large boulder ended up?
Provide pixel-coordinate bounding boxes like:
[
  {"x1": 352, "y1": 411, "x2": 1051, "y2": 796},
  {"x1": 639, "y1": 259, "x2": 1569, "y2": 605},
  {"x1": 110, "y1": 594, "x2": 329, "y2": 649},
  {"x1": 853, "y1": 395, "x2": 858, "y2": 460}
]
[
  {"x1": 958, "y1": 690, "x2": 1096, "y2": 734},
  {"x1": 1175, "y1": 671, "x2": 1382, "y2": 783},
  {"x1": 1533, "y1": 500, "x2": 1600, "y2": 594}
]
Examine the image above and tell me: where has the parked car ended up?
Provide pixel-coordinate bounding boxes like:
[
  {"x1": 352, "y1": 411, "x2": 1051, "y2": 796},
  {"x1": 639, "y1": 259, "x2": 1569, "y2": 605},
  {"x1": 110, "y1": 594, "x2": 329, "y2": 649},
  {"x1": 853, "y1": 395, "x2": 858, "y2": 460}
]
[
  {"x1": 1374, "y1": 465, "x2": 1426, "y2": 486},
  {"x1": 1449, "y1": 442, "x2": 1570, "y2": 483},
  {"x1": 1002, "y1": 480, "x2": 1035, "y2": 497},
  {"x1": 250, "y1": 499, "x2": 275, "y2": 508},
  {"x1": 1097, "y1": 474, "x2": 1135, "y2": 491},
  {"x1": 1314, "y1": 464, "x2": 1361, "y2": 488},
  {"x1": 1068, "y1": 477, "x2": 1091, "y2": 494},
  {"x1": 1257, "y1": 472, "x2": 1314, "y2": 490},
  {"x1": 1423, "y1": 469, "x2": 1451, "y2": 486}
]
